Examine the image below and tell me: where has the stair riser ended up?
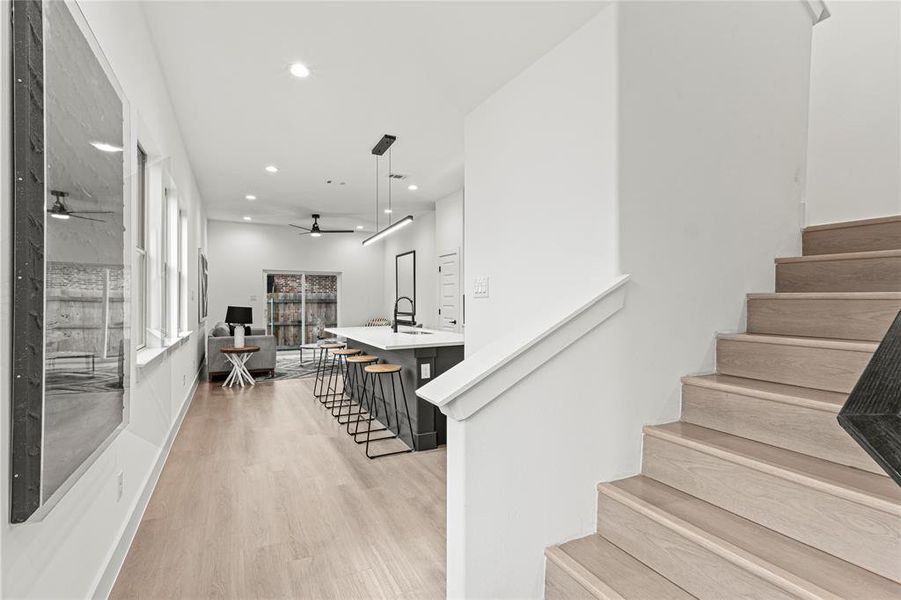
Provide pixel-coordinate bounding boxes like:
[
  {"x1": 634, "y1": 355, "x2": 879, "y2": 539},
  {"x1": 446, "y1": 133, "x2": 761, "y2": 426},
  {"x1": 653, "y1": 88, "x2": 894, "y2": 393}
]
[
  {"x1": 681, "y1": 384, "x2": 883, "y2": 475},
  {"x1": 747, "y1": 297, "x2": 901, "y2": 342},
  {"x1": 642, "y1": 435, "x2": 901, "y2": 582},
  {"x1": 716, "y1": 339, "x2": 872, "y2": 393},
  {"x1": 597, "y1": 491, "x2": 797, "y2": 600},
  {"x1": 545, "y1": 561, "x2": 596, "y2": 600},
  {"x1": 775, "y1": 256, "x2": 901, "y2": 293},
  {"x1": 803, "y1": 221, "x2": 901, "y2": 256}
]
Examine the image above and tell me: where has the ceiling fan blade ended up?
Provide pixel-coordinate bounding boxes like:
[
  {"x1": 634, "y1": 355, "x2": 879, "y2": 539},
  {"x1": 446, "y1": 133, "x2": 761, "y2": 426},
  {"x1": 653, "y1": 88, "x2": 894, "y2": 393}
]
[
  {"x1": 320, "y1": 230, "x2": 355, "y2": 234},
  {"x1": 290, "y1": 224, "x2": 312, "y2": 231},
  {"x1": 70, "y1": 214, "x2": 105, "y2": 222},
  {"x1": 70, "y1": 210, "x2": 114, "y2": 215}
]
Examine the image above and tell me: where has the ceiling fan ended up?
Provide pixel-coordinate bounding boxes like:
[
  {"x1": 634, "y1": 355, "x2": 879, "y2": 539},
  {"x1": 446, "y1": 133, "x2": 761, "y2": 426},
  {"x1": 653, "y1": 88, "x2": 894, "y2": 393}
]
[
  {"x1": 47, "y1": 190, "x2": 113, "y2": 222},
  {"x1": 289, "y1": 214, "x2": 354, "y2": 237}
]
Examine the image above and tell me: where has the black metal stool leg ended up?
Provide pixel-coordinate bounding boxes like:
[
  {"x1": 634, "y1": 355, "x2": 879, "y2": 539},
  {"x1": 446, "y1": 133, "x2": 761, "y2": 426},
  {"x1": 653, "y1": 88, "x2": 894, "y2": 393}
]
[
  {"x1": 350, "y1": 368, "x2": 389, "y2": 441},
  {"x1": 331, "y1": 356, "x2": 355, "y2": 418},
  {"x1": 338, "y1": 362, "x2": 368, "y2": 426},
  {"x1": 322, "y1": 351, "x2": 339, "y2": 407},
  {"x1": 312, "y1": 347, "x2": 326, "y2": 398},
  {"x1": 364, "y1": 372, "x2": 412, "y2": 459}
]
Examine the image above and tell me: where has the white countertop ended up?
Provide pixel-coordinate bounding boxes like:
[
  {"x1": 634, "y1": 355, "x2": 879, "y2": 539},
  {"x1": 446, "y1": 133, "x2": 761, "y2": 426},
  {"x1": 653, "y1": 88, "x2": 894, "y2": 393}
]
[{"x1": 325, "y1": 326, "x2": 464, "y2": 351}]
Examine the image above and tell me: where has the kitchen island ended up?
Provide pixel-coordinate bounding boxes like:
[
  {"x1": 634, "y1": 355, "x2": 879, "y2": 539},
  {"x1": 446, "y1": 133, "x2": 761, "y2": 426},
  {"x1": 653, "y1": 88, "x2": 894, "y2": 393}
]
[{"x1": 325, "y1": 326, "x2": 464, "y2": 450}]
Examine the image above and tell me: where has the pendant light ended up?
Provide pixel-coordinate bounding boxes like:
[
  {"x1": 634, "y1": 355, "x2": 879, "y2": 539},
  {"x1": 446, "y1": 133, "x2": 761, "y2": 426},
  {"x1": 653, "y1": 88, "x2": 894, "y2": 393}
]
[{"x1": 363, "y1": 134, "x2": 413, "y2": 247}]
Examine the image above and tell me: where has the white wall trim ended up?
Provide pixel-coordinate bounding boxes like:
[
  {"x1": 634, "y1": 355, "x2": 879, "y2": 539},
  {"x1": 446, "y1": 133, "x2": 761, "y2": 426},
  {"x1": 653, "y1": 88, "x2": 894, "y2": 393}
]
[
  {"x1": 417, "y1": 275, "x2": 629, "y2": 421},
  {"x1": 89, "y1": 363, "x2": 203, "y2": 600},
  {"x1": 803, "y1": 0, "x2": 831, "y2": 24}
]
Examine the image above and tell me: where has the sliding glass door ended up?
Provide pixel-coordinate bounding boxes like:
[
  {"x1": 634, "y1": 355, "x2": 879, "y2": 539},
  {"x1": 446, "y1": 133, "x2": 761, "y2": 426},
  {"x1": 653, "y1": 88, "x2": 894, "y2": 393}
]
[{"x1": 265, "y1": 273, "x2": 337, "y2": 349}]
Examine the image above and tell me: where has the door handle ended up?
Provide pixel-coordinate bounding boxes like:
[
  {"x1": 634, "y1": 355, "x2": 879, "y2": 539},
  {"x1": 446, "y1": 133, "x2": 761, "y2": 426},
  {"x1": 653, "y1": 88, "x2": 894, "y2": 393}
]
[{"x1": 449, "y1": 320, "x2": 457, "y2": 325}]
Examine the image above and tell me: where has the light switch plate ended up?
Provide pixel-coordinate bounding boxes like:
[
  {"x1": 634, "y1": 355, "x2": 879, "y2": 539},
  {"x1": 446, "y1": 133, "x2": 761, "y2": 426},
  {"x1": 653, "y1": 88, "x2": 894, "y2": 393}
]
[
  {"x1": 474, "y1": 277, "x2": 489, "y2": 298},
  {"x1": 421, "y1": 363, "x2": 431, "y2": 379}
]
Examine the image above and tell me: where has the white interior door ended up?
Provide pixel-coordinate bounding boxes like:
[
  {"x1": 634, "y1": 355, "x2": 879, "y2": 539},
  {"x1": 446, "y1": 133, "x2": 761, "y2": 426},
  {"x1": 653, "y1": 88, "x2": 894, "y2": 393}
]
[{"x1": 438, "y1": 250, "x2": 461, "y2": 332}]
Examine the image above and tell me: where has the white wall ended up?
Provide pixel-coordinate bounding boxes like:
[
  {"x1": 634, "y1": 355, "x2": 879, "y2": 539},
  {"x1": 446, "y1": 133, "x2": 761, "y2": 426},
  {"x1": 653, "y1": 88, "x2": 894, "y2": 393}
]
[
  {"x1": 382, "y1": 211, "x2": 439, "y2": 328},
  {"x1": 207, "y1": 220, "x2": 385, "y2": 330},
  {"x1": 464, "y1": 7, "x2": 619, "y2": 354},
  {"x1": 805, "y1": 0, "x2": 901, "y2": 225},
  {"x1": 450, "y1": 2, "x2": 814, "y2": 597},
  {"x1": 453, "y1": 7, "x2": 618, "y2": 596},
  {"x1": 1, "y1": 2, "x2": 208, "y2": 598},
  {"x1": 436, "y1": 190, "x2": 464, "y2": 257}
]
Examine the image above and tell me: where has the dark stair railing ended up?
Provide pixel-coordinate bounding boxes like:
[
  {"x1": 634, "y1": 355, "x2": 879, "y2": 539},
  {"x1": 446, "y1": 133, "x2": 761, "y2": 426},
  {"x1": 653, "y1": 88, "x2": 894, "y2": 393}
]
[{"x1": 838, "y1": 309, "x2": 901, "y2": 487}]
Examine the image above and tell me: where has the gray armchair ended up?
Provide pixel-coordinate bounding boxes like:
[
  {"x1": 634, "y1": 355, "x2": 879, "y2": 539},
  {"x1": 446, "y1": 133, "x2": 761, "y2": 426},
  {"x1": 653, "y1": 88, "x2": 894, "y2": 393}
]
[{"x1": 207, "y1": 328, "x2": 277, "y2": 380}]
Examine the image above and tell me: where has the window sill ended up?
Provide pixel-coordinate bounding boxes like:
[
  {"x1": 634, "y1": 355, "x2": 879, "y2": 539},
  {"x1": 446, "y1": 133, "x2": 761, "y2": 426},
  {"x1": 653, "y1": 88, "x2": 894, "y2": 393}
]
[
  {"x1": 136, "y1": 330, "x2": 194, "y2": 371},
  {"x1": 136, "y1": 347, "x2": 167, "y2": 370}
]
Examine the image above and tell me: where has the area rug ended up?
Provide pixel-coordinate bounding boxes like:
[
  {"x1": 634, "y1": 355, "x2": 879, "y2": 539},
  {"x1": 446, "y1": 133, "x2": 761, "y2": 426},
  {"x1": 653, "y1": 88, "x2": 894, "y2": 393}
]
[{"x1": 255, "y1": 350, "x2": 321, "y2": 382}]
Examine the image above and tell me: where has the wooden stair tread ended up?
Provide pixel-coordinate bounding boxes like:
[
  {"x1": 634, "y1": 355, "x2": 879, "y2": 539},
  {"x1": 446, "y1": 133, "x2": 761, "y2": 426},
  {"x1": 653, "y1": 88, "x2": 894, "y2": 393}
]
[
  {"x1": 682, "y1": 374, "x2": 847, "y2": 412},
  {"x1": 644, "y1": 422, "x2": 901, "y2": 513},
  {"x1": 601, "y1": 476, "x2": 901, "y2": 599},
  {"x1": 718, "y1": 332, "x2": 878, "y2": 353},
  {"x1": 747, "y1": 291, "x2": 901, "y2": 300},
  {"x1": 775, "y1": 249, "x2": 901, "y2": 264},
  {"x1": 804, "y1": 214, "x2": 901, "y2": 233},
  {"x1": 547, "y1": 535, "x2": 692, "y2": 599}
]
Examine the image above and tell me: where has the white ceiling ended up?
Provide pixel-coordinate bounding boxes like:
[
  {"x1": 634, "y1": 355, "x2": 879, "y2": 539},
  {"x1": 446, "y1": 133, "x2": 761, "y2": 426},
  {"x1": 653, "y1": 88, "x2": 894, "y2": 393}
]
[{"x1": 143, "y1": 1, "x2": 605, "y2": 230}]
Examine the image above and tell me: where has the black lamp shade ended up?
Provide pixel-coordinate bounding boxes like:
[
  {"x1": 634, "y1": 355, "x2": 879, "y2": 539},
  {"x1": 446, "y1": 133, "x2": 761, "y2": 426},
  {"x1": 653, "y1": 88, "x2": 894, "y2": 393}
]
[{"x1": 225, "y1": 306, "x2": 253, "y2": 324}]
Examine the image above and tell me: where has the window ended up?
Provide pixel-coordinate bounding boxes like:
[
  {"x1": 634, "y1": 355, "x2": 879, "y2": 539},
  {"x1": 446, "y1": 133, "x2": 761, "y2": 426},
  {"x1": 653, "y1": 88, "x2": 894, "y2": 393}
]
[
  {"x1": 135, "y1": 145, "x2": 148, "y2": 350},
  {"x1": 162, "y1": 185, "x2": 179, "y2": 339},
  {"x1": 178, "y1": 210, "x2": 188, "y2": 333}
]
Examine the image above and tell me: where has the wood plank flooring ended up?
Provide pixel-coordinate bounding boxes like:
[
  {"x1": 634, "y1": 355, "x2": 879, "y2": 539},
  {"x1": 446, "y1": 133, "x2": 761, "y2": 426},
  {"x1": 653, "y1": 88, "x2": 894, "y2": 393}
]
[{"x1": 111, "y1": 378, "x2": 446, "y2": 600}]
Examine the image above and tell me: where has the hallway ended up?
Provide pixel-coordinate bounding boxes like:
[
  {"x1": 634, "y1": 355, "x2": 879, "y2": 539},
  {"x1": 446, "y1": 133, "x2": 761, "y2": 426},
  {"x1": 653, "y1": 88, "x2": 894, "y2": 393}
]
[{"x1": 111, "y1": 379, "x2": 446, "y2": 599}]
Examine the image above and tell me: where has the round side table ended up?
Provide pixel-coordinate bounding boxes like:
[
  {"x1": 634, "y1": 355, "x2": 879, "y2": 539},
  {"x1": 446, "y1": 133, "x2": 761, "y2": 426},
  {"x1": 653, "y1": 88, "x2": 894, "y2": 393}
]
[{"x1": 220, "y1": 345, "x2": 260, "y2": 388}]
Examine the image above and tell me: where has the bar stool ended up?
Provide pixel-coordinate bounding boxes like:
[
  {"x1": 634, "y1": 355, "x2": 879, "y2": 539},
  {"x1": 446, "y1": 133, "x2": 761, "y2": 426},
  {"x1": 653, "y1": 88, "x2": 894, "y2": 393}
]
[
  {"x1": 360, "y1": 363, "x2": 415, "y2": 459},
  {"x1": 341, "y1": 354, "x2": 379, "y2": 429},
  {"x1": 325, "y1": 348, "x2": 362, "y2": 416},
  {"x1": 313, "y1": 342, "x2": 345, "y2": 400}
]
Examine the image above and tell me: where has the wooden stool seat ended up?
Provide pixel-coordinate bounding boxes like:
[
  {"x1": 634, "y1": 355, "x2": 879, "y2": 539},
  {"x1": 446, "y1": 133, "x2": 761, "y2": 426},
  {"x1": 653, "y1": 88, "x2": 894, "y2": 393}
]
[
  {"x1": 346, "y1": 355, "x2": 378, "y2": 364},
  {"x1": 365, "y1": 363, "x2": 402, "y2": 374},
  {"x1": 319, "y1": 343, "x2": 345, "y2": 349},
  {"x1": 332, "y1": 348, "x2": 362, "y2": 356}
]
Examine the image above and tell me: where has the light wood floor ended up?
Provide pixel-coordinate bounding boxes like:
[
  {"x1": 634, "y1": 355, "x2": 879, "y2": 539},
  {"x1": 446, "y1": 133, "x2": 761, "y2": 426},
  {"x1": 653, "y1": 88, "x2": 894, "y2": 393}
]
[{"x1": 111, "y1": 378, "x2": 446, "y2": 600}]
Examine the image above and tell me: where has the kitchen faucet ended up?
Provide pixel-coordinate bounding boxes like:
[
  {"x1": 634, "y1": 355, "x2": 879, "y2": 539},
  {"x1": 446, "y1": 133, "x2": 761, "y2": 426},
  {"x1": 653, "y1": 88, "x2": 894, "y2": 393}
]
[{"x1": 393, "y1": 296, "x2": 416, "y2": 333}]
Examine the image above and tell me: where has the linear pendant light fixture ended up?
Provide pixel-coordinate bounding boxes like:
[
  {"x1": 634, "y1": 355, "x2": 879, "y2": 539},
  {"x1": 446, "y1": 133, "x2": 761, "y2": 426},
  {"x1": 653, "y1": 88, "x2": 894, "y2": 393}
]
[
  {"x1": 363, "y1": 134, "x2": 413, "y2": 246},
  {"x1": 362, "y1": 215, "x2": 413, "y2": 246}
]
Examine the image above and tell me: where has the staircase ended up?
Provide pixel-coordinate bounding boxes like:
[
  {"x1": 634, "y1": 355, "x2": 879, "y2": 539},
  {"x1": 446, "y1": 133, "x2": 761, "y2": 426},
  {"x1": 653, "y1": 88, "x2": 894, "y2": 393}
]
[{"x1": 545, "y1": 215, "x2": 901, "y2": 599}]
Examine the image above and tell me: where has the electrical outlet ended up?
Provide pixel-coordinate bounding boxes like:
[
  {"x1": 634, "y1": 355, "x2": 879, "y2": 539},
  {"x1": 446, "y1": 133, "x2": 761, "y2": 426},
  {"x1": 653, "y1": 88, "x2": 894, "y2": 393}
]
[
  {"x1": 116, "y1": 470, "x2": 125, "y2": 501},
  {"x1": 420, "y1": 363, "x2": 431, "y2": 380},
  {"x1": 474, "y1": 277, "x2": 489, "y2": 298}
]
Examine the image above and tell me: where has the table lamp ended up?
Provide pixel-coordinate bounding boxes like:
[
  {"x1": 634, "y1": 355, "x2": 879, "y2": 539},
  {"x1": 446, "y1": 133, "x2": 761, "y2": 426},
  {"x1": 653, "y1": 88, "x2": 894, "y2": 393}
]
[{"x1": 225, "y1": 306, "x2": 253, "y2": 348}]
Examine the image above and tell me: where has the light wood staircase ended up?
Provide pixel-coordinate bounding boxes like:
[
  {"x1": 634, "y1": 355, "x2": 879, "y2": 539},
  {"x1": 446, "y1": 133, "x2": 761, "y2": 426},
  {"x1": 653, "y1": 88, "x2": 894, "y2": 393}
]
[{"x1": 545, "y1": 215, "x2": 901, "y2": 599}]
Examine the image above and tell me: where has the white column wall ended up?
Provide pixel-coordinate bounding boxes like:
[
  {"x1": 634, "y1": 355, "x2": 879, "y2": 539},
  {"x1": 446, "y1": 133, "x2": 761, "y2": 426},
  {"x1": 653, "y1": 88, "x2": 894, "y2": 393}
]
[
  {"x1": 1, "y1": 2, "x2": 209, "y2": 597},
  {"x1": 452, "y1": 2, "x2": 815, "y2": 597}
]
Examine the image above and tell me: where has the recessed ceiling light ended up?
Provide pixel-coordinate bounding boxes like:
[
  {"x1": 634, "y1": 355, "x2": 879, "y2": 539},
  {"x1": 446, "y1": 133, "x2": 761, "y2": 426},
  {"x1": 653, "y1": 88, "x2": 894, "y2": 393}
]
[
  {"x1": 407, "y1": 184, "x2": 418, "y2": 191},
  {"x1": 245, "y1": 195, "x2": 257, "y2": 201},
  {"x1": 384, "y1": 208, "x2": 393, "y2": 214},
  {"x1": 91, "y1": 141, "x2": 123, "y2": 153},
  {"x1": 265, "y1": 165, "x2": 278, "y2": 173},
  {"x1": 356, "y1": 225, "x2": 364, "y2": 230},
  {"x1": 243, "y1": 216, "x2": 252, "y2": 221},
  {"x1": 289, "y1": 62, "x2": 310, "y2": 78}
]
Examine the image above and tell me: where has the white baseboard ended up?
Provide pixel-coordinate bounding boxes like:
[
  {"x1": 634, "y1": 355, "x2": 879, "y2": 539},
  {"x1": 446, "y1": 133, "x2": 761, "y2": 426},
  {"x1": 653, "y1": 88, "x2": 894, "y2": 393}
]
[{"x1": 91, "y1": 364, "x2": 202, "y2": 599}]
